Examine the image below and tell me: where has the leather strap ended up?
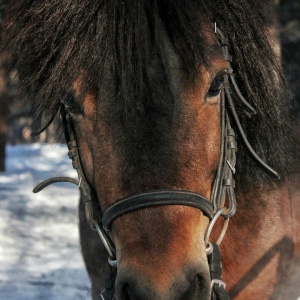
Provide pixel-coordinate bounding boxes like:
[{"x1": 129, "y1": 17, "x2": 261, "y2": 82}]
[
  {"x1": 102, "y1": 190, "x2": 214, "y2": 231},
  {"x1": 208, "y1": 243, "x2": 230, "y2": 300}
]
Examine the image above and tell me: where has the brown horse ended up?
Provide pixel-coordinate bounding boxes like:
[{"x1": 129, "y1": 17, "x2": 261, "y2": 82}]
[{"x1": 5, "y1": 1, "x2": 300, "y2": 299}]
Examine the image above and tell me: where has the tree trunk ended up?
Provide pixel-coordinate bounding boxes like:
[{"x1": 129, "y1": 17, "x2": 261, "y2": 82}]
[
  {"x1": 0, "y1": 53, "x2": 9, "y2": 172},
  {"x1": 0, "y1": 2, "x2": 9, "y2": 172}
]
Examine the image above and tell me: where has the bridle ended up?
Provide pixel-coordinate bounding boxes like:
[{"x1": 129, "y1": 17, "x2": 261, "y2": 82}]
[{"x1": 33, "y1": 24, "x2": 280, "y2": 300}]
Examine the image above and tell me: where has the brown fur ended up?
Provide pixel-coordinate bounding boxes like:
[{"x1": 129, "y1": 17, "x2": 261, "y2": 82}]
[{"x1": 75, "y1": 23, "x2": 300, "y2": 299}]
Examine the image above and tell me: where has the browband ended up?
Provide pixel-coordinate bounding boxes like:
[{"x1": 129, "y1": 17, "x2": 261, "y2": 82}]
[{"x1": 102, "y1": 189, "x2": 214, "y2": 231}]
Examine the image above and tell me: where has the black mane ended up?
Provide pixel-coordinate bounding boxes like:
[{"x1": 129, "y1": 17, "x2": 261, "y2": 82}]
[{"x1": 4, "y1": 0, "x2": 298, "y2": 184}]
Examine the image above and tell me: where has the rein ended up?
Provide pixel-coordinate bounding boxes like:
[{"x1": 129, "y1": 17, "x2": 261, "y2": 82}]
[{"x1": 33, "y1": 25, "x2": 279, "y2": 300}]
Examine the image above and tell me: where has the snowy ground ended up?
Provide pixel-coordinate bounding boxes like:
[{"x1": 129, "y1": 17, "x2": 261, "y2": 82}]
[{"x1": 0, "y1": 144, "x2": 91, "y2": 300}]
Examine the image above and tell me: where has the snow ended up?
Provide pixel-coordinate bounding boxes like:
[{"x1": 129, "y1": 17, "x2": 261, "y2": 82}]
[{"x1": 0, "y1": 144, "x2": 91, "y2": 299}]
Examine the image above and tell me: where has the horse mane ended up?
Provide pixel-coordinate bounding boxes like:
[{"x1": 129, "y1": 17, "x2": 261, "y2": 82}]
[{"x1": 4, "y1": 0, "x2": 298, "y2": 184}]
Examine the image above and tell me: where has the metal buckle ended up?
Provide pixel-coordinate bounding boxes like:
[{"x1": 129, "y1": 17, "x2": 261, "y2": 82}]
[
  {"x1": 205, "y1": 208, "x2": 230, "y2": 255},
  {"x1": 78, "y1": 177, "x2": 82, "y2": 188},
  {"x1": 211, "y1": 279, "x2": 226, "y2": 290},
  {"x1": 226, "y1": 160, "x2": 236, "y2": 174},
  {"x1": 108, "y1": 256, "x2": 118, "y2": 268},
  {"x1": 95, "y1": 222, "x2": 117, "y2": 263}
]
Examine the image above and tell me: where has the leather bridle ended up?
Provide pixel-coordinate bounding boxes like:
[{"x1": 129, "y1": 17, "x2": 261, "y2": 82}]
[{"x1": 33, "y1": 25, "x2": 280, "y2": 300}]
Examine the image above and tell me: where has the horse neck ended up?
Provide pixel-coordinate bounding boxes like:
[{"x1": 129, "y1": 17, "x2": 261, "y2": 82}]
[{"x1": 219, "y1": 175, "x2": 300, "y2": 298}]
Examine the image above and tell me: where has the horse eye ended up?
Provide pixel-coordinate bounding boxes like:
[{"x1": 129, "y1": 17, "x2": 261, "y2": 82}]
[
  {"x1": 61, "y1": 93, "x2": 82, "y2": 114},
  {"x1": 207, "y1": 74, "x2": 225, "y2": 98}
]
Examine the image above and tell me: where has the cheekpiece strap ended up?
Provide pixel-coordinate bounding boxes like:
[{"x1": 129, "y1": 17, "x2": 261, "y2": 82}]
[{"x1": 208, "y1": 243, "x2": 230, "y2": 300}]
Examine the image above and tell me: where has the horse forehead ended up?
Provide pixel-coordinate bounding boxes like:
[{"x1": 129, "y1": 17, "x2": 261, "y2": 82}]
[{"x1": 72, "y1": 22, "x2": 225, "y2": 112}]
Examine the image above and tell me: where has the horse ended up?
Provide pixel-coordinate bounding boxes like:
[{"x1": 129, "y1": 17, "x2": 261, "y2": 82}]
[{"x1": 4, "y1": 1, "x2": 300, "y2": 299}]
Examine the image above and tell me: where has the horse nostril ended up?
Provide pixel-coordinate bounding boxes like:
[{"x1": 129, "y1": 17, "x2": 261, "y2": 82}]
[
  {"x1": 122, "y1": 284, "x2": 133, "y2": 300},
  {"x1": 179, "y1": 273, "x2": 211, "y2": 300},
  {"x1": 196, "y1": 273, "x2": 211, "y2": 300},
  {"x1": 118, "y1": 282, "x2": 145, "y2": 300}
]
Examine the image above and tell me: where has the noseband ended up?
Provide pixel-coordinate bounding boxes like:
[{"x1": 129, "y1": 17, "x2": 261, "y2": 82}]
[{"x1": 33, "y1": 24, "x2": 279, "y2": 300}]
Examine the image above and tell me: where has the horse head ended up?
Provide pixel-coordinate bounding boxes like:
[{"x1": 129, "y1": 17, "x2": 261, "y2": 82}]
[
  {"x1": 7, "y1": 1, "x2": 298, "y2": 299},
  {"x1": 64, "y1": 23, "x2": 228, "y2": 300}
]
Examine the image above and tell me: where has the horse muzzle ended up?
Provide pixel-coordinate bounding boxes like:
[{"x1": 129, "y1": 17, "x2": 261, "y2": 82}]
[{"x1": 115, "y1": 262, "x2": 211, "y2": 300}]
